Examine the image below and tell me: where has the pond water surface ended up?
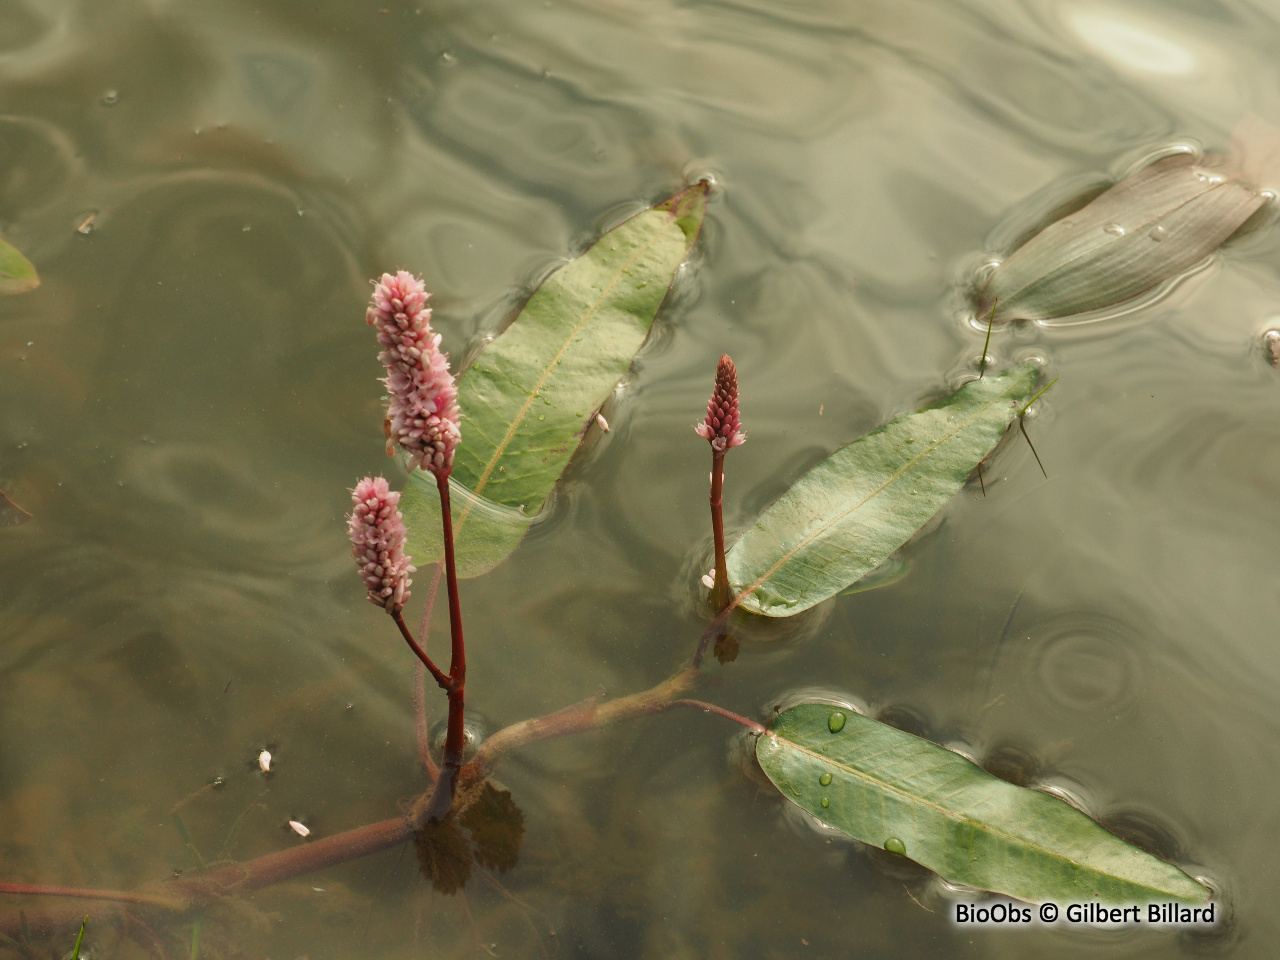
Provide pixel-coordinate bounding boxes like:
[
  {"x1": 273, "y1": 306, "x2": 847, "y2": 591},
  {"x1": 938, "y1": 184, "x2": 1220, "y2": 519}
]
[{"x1": 3, "y1": 0, "x2": 1280, "y2": 958}]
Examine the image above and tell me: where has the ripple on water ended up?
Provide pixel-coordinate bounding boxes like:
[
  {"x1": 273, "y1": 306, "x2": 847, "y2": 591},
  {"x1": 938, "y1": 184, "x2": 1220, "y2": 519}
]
[{"x1": 1024, "y1": 612, "x2": 1144, "y2": 714}]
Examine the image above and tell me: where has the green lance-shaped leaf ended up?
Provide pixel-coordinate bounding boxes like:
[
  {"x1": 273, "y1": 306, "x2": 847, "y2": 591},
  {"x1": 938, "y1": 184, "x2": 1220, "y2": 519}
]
[
  {"x1": 402, "y1": 182, "x2": 709, "y2": 577},
  {"x1": 0, "y1": 237, "x2": 38, "y2": 295},
  {"x1": 757, "y1": 704, "x2": 1209, "y2": 905},
  {"x1": 727, "y1": 364, "x2": 1036, "y2": 617},
  {"x1": 980, "y1": 117, "x2": 1280, "y2": 322}
]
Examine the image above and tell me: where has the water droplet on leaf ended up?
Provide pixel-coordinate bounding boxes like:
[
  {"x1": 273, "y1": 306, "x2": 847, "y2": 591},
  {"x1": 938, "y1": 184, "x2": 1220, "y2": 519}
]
[
  {"x1": 884, "y1": 837, "x2": 906, "y2": 855},
  {"x1": 1103, "y1": 223, "x2": 1126, "y2": 236},
  {"x1": 827, "y1": 711, "x2": 846, "y2": 733},
  {"x1": 819, "y1": 773, "x2": 832, "y2": 786},
  {"x1": 820, "y1": 797, "x2": 829, "y2": 808},
  {"x1": 1148, "y1": 225, "x2": 1167, "y2": 241}
]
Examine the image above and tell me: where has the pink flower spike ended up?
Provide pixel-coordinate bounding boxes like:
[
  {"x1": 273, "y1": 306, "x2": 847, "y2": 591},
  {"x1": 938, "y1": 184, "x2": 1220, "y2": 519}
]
[
  {"x1": 366, "y1": 271, "x2": 461, "y2": 478},
  {"x1": 695, "y1": 354, "x2": 746, "y2": 452},
  {"x1": 348, "y1": 476, "x2": 416, "y2": 614}
]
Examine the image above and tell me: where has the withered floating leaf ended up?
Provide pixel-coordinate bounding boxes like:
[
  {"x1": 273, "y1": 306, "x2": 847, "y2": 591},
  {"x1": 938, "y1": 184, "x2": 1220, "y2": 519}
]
[{"x1": 980, "y1": 115, "x2": 1280, "y2": 323}]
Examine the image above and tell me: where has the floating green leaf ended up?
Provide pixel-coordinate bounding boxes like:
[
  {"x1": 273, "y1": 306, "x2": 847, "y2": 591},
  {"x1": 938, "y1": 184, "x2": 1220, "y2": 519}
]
[
  {"x1": 757, "y1": 704, "x2": 1208, "y2": 904},
  {"x1": 980, "y1": 118, "x2": 1280, "y2": 321},
  {"x1": 727, "y1": 365, "x2": 1036, "y2": 617},
  {"x1": 0, "y1": 238, "x2": 38, "y2": 295},
  {"x1": 402, "y1": 182, "x2": 709, "y2": 577}
]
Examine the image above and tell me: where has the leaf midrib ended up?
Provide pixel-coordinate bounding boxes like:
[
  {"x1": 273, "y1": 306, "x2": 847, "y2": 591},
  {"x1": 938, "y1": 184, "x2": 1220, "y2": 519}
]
[
  {"x1": 766, "y1": 729, "x2": 1184, "y2": 896},
  {"x1": 735, "y1": 376, "x2": 1025, "y2": 610},
  {"x1": 454, "y1": 212, "x2": 677, "y2": 535}
]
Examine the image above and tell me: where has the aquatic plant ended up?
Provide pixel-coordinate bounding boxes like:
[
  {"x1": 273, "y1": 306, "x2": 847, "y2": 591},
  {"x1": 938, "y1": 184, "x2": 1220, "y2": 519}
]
[
  {"x1": 0, "y1": 182, "x2": 1212, "y2": 956},
  {"x1": 979, "y1": 115, "x2": 1280, "y2": 322},
  {"x1": 695, "y1": 353, "x2": 746, "y2": 612}
]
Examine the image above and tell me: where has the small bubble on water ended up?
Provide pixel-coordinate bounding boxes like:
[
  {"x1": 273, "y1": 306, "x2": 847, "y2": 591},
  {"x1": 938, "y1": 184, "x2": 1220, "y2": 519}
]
[
  {"x1": 827, "y1": 711, "x2": 846, "y2": 733},
  {"x1": 242, "y1": 224, "x2": 251, "y2": 232},
  {"x1": 884, "y1": 837, "x2": 906, "y2": 855},
  {"x1": 440, "y1": 50, "x2": 455, "y2": 63},
  {"x1": 1148, "y1": 225, "x2": 1167, "y2": 242},
  {"x1": 100, "y1": 89, "x2": 119, "y2": 106},
  {"x1": 819, "y1": 772, "x2": 832, "y2": 786},
  {"x1": 1103, "y1": 223, "x2": 1126, "y2": 236}
]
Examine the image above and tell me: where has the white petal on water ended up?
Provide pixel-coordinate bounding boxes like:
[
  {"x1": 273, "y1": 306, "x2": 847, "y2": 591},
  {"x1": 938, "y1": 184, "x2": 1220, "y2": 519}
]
[
  {"x1": 289, "y1": 820, "x2": 311, "y2": 837},
  {"x1": 258, "y1": 749, "x2": 272, "y2": 772}
]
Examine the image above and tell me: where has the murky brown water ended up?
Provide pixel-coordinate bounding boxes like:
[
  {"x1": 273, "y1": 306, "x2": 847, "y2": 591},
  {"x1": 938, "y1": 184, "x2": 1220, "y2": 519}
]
[{"x1": 4, "y1": 0, "x2": 1280, "y2": 957}]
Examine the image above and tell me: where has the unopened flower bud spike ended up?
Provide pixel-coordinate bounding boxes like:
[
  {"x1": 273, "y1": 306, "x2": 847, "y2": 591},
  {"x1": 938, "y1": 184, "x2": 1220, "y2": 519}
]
[{"x1": 694, "y1": 354, "x2": 746, "y2": 615}]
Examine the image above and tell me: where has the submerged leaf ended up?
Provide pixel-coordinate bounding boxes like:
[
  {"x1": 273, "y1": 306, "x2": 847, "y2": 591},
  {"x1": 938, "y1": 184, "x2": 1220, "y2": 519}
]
[
  {"x1": 0, "y1": 238, "x2": 38, "y2": 295},
  {"x1": 757, "y1": 704, "x2": 1209, "y2": 904},
  {"x1": 402, "y1": 182, "x2": 709, "y2": 577},
  {"x1": 415, "y1": 817, "x2": 473, "y2": 895},
  {"x1": 980, "y1": 118, "x2": 1280, "y2": 322},
  {"x1": 727, "y1": 365, "x2": 1036, "y2": 617},
  {"x1": 460, "y1": 782, "x2": 525, "y2": 874},
  {"x1": 0, "y1": 490, "x2": 32, "y2": 527}
]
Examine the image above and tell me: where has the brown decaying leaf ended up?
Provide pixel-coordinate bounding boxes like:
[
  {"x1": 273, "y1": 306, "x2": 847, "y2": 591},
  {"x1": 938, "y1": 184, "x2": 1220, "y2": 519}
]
[
  {"x1": 713, "y1": 632, "x2": 739, "y2": 665},
  {"x1": 415, "y1": 817, "x2": 472, "y2": 895},
  {"x1": 415, "y1": 782, "x2": 526, "y2": 892},
  {"x1": 460, "y1": 782, "x2": 525, "y2": 874},
  {"x1": 0, "y1": 491, "x2": 32, "y2": 527}
]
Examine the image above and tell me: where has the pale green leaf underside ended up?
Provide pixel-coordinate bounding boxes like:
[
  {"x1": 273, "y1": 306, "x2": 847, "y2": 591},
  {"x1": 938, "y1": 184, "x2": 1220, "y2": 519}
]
[
  {"x1": 727, "y1": 365, "x2": 1036, "y2": 617},
  {"x1": 981, "y1": 153, "x2": 1266, "y2": 322},
  {"x1": 402, "y1": 184, "x2": 708, "y2": 578},
  {"x1": 758, "y1": 704, "x2": 1208, "y2": 905},
  {"x1": 0, "y1": 238, "x2": 38, "y2": 295}
]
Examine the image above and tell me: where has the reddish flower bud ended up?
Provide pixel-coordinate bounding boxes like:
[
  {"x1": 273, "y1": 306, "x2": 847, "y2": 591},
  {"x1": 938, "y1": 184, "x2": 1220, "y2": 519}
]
[{"x1": 694, "y1": 354, "x2": 746, "y2": 452}]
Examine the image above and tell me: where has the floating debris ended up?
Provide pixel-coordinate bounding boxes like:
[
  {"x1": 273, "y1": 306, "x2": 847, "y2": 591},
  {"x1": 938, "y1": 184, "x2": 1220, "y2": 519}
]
[
  {"x1": 1264, "y1": 329, "x2": 1280, "y2": 368},
  {"x1": 258, "y1": 749, "x2": 272, "y2": 773},
  {"x1": 289, "y1": 820, "x2": 310, "y2": 838},
  {"x1": 595, "y1": 412, "x2": 609, "y2": 432}
]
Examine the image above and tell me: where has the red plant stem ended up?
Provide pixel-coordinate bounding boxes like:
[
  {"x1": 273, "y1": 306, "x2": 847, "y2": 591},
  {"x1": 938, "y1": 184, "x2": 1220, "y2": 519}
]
[
  {"x1": 709, "y1": 449, "x2": 730, "y2": 612},
  {"x1": 1, "y1": 670, "x2": 725, "y2": 940},
  {"x1": 0, "y1": 884, "x2": 183, "y2": 911},
  {"x1": 427, "y1": 472, "x2": 467, "y2": 820},
  {"x1": 668, "y1": 699, "x2": 767, "y2": 734},
  {"x1": 392, "y1": 611, "x2": 449, "y2": 691}
]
